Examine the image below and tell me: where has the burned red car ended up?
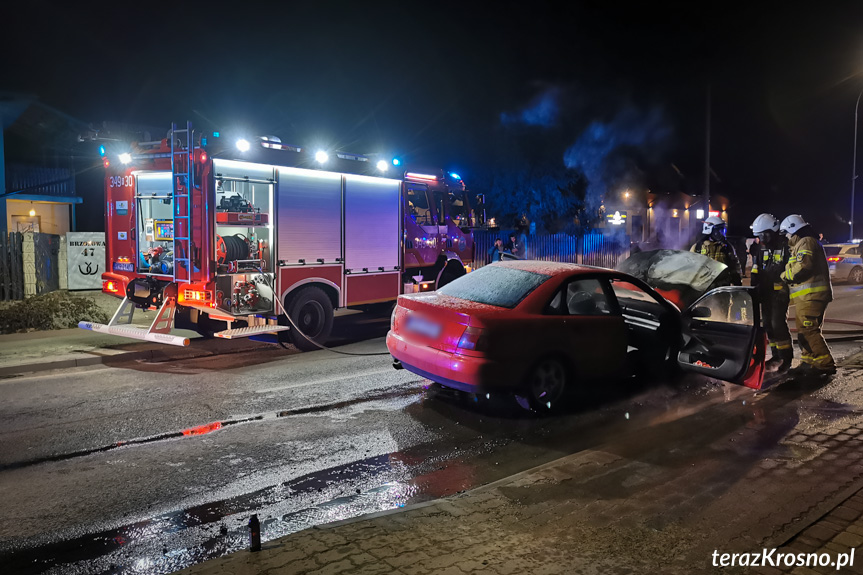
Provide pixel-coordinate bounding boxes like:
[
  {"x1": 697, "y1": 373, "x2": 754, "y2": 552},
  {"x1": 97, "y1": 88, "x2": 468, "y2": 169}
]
[{"x1": 386, "y1": 260, "x2": 765, "y2": 411}]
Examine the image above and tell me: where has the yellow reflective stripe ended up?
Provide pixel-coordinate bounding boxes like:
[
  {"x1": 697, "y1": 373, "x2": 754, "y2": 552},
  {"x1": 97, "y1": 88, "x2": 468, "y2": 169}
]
[
  {"x1": 773, "y1": 284, "x2": 784, "y2": 290},
  {"x1": 751, "y1": 267, "x2": 759, "y2": 273},
  {"x1": 773, "y1": 254, "x2": 783, "y2": 262},
  {"x1": 797, "y1": 250, "x2": 813, "y2": 256},
  {"x1": 789, "y1": 285, "x2": 829, "y2": 299},
  {"x1": 769, "y1": 342, "x2": 778, "y2": 348},
  {"x1": 775, "y1": 342, "x2": 793, "y2": 350}
]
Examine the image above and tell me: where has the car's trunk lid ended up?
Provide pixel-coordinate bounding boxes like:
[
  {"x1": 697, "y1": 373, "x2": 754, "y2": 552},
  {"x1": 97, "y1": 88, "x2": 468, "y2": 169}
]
[{"x1": 394, "y1": 292, "x2": 502, "y2": 352}]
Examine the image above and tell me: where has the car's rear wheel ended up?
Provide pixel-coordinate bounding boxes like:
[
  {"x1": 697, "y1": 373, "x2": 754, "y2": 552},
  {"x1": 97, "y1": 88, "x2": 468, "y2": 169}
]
[
  {"x1": 850, "y1": 266, "x2": 863, "y2": 284},
  {"x1": 518, "y1": 357, "x2": 568, "y2": 412}
]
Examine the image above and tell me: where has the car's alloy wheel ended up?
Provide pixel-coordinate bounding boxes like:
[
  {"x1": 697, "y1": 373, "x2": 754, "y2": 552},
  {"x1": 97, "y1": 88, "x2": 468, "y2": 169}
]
[
  {"x1": 850, "y1": 266, "x2": 863, "y2": 284},
  {"x1": 521, "y1": 357, "x2": 567, "y2": 411}
]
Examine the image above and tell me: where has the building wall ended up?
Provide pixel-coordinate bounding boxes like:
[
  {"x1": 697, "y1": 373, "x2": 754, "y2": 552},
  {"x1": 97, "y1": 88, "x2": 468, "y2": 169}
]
[{"x1": 6, "y1": 200, "x2": 71, "y2": 235}]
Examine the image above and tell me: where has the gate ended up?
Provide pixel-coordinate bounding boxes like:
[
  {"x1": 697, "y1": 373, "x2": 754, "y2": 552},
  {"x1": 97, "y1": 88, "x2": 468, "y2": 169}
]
[{"x1": 0, "y1": 233, "x2": 25, "y2": 301}]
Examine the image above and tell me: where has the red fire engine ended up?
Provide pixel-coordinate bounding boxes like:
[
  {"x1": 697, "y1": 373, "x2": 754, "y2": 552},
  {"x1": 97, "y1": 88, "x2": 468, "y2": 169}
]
[{"x1": 80, "y1": 123, "x2": 485, "y2": 349}]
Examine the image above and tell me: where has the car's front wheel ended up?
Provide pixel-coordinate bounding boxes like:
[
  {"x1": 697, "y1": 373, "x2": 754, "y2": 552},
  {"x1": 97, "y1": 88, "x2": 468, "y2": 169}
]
[
  {"x1": 849, "y1": 266, "x2": 863, "y2": 284},
  {"x1": 517, "y1": 357, "x2": 568, "y2": 412}
]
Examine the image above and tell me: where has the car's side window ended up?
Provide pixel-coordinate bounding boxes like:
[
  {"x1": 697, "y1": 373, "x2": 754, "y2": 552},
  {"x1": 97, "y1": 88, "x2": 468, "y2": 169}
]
[{"x1": 546, "y1": 278, "x2": 612, "y2": 316}]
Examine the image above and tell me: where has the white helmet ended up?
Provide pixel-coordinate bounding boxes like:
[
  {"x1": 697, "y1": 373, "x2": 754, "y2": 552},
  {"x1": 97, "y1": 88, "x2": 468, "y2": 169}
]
[
  {"x1": 751, "y1": 213, "x2": 780, "y2": 235},
  {"x1": 779, "y1": 214, "x2": 809, "y2": 236},
  {"x1": 702, "y1": 215, "x2": 726, "y2": 235}
]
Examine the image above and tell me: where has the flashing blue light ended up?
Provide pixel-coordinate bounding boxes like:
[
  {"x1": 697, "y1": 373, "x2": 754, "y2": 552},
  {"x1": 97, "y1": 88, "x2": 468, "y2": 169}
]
[
  {"x1": 201, "y1": 137, "x2": 208, "y2": 146},
  {"x1": 98, "y1": 145, "x2": 106, "y2": 157},
  {"x1": 450, "y1": 172, "x2": 461, "y2": 180},
  {"x1": 213, "y1": 132, "x2": 220, "y2": 138},
  {"x1": 392, "y1": 158, "x2": 401, "y2": 166}
]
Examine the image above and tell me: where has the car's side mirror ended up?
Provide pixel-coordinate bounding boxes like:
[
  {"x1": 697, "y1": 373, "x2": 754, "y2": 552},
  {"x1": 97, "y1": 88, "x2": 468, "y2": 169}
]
[{"x1": 690, "y1": 306, "x2": 712, "y2": 319}]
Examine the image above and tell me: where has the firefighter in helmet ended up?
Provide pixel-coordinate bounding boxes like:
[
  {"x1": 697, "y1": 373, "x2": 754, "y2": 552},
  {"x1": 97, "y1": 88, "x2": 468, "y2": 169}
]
[
  {"x1": 779, "y1": 214, "x2": 836, "y2": 375},
  {"x1": 750, "y1": 213, "x2": 793, "y2": 371},
  {"x1": 691, "y1": 215, "x2": 742, "y2": 285}
]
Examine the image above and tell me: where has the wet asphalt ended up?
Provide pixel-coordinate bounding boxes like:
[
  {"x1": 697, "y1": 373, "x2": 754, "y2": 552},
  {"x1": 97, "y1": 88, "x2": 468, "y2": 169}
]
[{"x1": 1, "y1": 287, "x2": 862, "y2": 574}]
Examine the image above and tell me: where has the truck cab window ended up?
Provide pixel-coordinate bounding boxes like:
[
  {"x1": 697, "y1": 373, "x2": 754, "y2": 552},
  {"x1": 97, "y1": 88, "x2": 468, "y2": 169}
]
[{"x1": 407, "y1": 185, "x2": 432, "y2": 225}]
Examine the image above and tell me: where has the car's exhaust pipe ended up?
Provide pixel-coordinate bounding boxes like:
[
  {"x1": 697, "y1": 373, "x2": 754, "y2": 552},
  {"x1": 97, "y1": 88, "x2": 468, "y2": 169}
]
[{"x1": 392, "y1": 359, "x2": 403, "y2": 370}]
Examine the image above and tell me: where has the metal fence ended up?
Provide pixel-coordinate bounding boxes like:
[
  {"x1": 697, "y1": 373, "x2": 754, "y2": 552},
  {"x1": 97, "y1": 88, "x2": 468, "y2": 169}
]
[
  {"x1": 0, "y1": 233, "x2": 24, "y2": 301},
  {"x1": 32, "y1": 233, "x2": 61, "y2": 295},
  {"x1": 472, "y1": 229, "x2": 629, "y2": 270},
  {"x1": 0, "y1": 232, "x2": 62, "y2": 300}
]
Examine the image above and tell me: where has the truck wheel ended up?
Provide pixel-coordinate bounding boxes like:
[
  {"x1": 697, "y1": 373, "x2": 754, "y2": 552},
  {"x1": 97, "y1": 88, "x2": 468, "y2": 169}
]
[
  {"x1": 436, "y1": 261, "x2": 466, "y2": 290},
  {"x1": 850, "y1": 266, "x2": 863, "y2": 284},
  {"x1": 286, "y1": 286, "x2": 334, "y2": 351}
]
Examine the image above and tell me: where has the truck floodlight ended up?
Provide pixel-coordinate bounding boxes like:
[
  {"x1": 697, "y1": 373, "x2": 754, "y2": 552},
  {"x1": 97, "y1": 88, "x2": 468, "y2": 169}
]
[
  {"x1": 119, "y1": 153, "x2": 132, "y2": 164},
  {"x1": 376, "y1": 160, "x2": 389, "y2": 172},
  {"x1": 315, "y1": 150, "x2": 329, "y2": 164},
  {"x1": 236, "y1": 139, "x2": 251, "y2": 152}
]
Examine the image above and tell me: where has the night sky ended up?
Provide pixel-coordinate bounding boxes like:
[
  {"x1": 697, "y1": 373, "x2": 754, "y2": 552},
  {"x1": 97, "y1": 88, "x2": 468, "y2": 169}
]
[{"x1": 4, "y1": 1, "x2": 863, "y2": 239}]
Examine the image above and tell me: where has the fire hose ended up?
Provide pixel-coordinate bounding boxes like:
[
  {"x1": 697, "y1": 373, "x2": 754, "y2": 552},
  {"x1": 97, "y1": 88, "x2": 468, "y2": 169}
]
[
  {"x1": 256, "y1": 267, "x2": 392, "y2": 356},
  {"x1": 788, "y1": 317, "x2": 863, "y2": 343}
]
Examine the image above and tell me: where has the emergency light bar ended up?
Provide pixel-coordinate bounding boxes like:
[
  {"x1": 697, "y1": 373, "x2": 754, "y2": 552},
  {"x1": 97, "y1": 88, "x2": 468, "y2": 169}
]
[
  {"x1": 405, "y1": 172, "x2": 440, "y2": 181},
  {"x1": 336, "y1": 153, "x2": 369, "y2": 162}
]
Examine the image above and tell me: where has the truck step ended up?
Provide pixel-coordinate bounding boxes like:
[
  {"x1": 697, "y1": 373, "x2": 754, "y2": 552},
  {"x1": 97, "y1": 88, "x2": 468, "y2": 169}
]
[{"x1": 213, "y1": 325, "x2": 290, "y2": 339}]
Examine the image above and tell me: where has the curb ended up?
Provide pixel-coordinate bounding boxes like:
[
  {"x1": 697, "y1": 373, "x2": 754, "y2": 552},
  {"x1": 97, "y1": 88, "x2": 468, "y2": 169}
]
[{"x1": 0, "y1": 343, "x2": 275, "y2": 378}]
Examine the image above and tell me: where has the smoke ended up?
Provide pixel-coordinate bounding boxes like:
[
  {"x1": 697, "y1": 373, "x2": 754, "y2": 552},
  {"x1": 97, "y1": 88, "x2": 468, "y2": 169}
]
[
  {"x1": 564, "y1": 106, "x2": 673, "y2": 213},
  {"x1": 500, "y1": 87, "x2": 560, "y2": 127}
]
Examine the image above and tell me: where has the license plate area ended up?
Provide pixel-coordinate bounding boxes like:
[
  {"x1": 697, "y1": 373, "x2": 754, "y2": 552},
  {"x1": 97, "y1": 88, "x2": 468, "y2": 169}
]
[{"x1": 405, "y1": 314, "x2": 442, "y2": 339}]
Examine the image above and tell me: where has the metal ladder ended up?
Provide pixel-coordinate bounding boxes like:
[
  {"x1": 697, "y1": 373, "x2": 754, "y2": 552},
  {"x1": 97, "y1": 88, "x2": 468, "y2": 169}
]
[{"x1": 170, "y1": 121, "x2": 193, "y2": 284}]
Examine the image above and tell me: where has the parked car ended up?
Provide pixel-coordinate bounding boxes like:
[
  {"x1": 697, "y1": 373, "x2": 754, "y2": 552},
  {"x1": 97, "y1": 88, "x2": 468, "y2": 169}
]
[
  {"x1": 823, "y1": 243, "x2": 863, "y2": 284},
  {"x1": 386, "y1": 260, "x2": 766, "y2": 411}
]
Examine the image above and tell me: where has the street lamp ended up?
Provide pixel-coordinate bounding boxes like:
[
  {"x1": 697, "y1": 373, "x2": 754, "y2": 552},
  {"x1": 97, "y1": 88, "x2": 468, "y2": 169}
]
[{"x1": 852, "y1": 88, "x2": 863, "y2": 241}]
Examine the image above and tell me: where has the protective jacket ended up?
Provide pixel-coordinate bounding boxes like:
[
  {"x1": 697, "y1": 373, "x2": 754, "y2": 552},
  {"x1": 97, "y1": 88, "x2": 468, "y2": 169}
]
[
  {"x1": 692, "y1": 238, "x2": 742, "y2": 285},
  {"x1": 751, "y1": 239, "x2": 791, "y2": 295},
  {"x1": 782, "y1": 235, "x2": 833, "y2": 304}
]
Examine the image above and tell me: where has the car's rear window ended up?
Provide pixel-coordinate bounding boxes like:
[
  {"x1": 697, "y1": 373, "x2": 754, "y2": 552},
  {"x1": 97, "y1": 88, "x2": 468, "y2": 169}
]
[
  {"x1": 437, "y1": 265, "x2": 551, "y2": 308},
  {"x1": 824, "y1": 246, "x2": 841, "y2": 256}
]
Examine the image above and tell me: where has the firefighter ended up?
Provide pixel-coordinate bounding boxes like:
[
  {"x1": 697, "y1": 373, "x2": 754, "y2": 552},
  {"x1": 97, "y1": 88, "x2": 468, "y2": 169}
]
[
  {"x1": 691, "y1": 215, "x2": 742, "y2": 285},
  {"x1": 750, "y1": 213, "x2": 793, "y2": 371},
  {"x1": 779, "y1": 214, "x2": 836, "y2": 375}
]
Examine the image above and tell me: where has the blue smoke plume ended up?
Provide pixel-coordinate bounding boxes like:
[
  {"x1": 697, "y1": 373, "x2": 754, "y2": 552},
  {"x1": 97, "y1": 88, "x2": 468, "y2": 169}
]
[{"x1": 501, "y1": 88, "x2": 560, "y2": 127}]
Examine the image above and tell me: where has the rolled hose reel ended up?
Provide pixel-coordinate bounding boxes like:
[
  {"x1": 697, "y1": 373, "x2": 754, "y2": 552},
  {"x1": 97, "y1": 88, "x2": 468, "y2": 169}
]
[{"x1": 216, "y1": 234, "x2": 250, "y2": 265}]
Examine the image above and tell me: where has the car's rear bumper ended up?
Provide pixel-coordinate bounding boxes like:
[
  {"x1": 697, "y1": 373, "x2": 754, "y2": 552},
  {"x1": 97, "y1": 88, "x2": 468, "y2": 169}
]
[{"x1": 386, "y1": 330, "x2": 517, "y2": 393}]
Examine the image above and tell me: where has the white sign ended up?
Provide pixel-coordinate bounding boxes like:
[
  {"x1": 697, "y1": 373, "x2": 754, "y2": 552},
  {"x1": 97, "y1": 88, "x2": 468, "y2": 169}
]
[
  {"x1": 606, "y1": 210, "x2": 627, "y2": 226},
  {"x1": 67, "y1": 232, "x2": 106, "y2": 290}
]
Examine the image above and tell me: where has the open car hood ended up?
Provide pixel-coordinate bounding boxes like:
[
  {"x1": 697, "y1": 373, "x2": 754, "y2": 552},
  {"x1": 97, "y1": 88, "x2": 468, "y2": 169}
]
[{"x1": 616, "y1": 249, "x2": 734, "y2": 310}]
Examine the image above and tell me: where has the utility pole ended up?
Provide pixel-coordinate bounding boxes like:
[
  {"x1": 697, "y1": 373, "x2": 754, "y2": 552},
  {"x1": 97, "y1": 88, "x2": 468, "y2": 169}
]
[
  {"x1": 851, "y1": 88, "x2": 863, "y2": 241},
  {"x1": 704, "y1": 84, "x2": 711, "y2": 217}
]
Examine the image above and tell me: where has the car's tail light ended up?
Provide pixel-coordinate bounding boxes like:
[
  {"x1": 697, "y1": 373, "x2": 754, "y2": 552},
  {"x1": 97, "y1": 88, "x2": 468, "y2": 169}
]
[
  {"x1": 457, "y1": 326, "x2": 488, "y2": 353},
  {"x1": 828, "y1": 256, "x2": 844, "y2": 262}
]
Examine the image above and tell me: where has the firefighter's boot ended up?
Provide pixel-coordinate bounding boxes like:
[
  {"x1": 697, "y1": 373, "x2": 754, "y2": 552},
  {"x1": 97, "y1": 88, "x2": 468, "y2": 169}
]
[
  {"x1": 774, "y1": 347, "x2": 793, "y2": 373},
  {"x1": 765, "y1": 346, "x2": 793, "y2": 372}
]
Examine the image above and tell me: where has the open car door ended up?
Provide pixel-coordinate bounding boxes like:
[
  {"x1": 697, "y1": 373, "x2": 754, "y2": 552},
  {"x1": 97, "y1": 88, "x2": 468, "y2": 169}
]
[{"x1": 676, "y1": 286, "x2": 767, "y2": 389}]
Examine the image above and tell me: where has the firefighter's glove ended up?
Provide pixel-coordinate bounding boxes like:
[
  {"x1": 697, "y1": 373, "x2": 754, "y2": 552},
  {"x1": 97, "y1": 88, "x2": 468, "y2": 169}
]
[{"x1": 780, "y1": 271, "x2": 787, "y2": 282}]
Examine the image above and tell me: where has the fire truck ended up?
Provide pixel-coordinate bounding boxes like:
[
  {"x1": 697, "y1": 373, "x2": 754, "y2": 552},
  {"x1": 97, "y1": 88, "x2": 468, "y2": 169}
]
[{"x1": 80, "y1": 122, "x2": 485, "y2": 349}]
